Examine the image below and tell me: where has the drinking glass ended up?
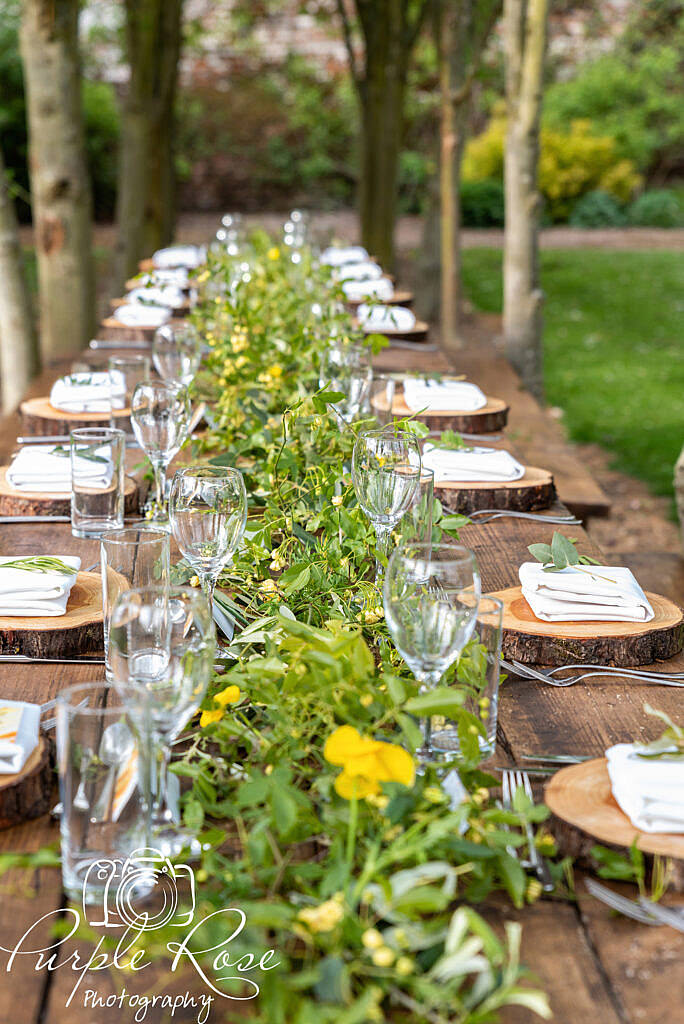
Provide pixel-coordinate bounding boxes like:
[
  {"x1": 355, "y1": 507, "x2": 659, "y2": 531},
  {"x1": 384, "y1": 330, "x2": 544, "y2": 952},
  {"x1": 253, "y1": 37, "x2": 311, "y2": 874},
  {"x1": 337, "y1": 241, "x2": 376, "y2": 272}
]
[
  {"x1": 395, "y1": 468, "x2": 435, "y2": 546},
  {"x1": 108, "y1": 585, "x2": 216, "y2": 856},
  {"x1": 168, "y1": 466, "x2": 247, "y2": 607},
  {"x1": 383, "y1": 543, "x2": 481, "y2": 762},
  {"x1": 56, "y1": 681, "x2": 147, "y2": 903},
  {"x1": 130, "y1": 381, "x2": 190, "y2": 527},
  {"x1": 152, "y1": 323, "x2": 201, "y2": 387},
  {"x1": 108, "y1": 354, "x2": 150, "y2": 430},
  {"x1": 101, "y1": 527, "x2": 170, "y2": 680},
  {"x1": 367, "y1": 373, "x2": 397, "y2": 425},
  {"x1": 352, "y1": 426, "x2": 421, "y2": 580},
  {"x1": 431, "y1": 596, "x2": 504, "y2": 758},
  {"x1": 319, "y1": 343, "x2": 372, "y2": 426},
  {"x1": 70, "y1": 427, "x2": 125, "y2": 538}
]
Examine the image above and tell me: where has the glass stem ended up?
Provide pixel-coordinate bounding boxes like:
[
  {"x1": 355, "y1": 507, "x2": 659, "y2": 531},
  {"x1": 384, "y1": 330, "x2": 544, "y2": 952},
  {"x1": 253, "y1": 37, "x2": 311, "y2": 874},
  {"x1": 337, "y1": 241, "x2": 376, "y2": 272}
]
[
  {"x1": 152, "y1": 460, "x2": 166, "y2": 513},
  {"x1": 373, "y1": 523, "x2": 392, "y2": 583},
  {"x1": 150, "y1": 741, "x2": 173, "y2": 826},
  {"x1": 199, "y1": 572, "x2": 216, "y2": 606},
  {"x1": 415, "y1": 670, "x2": 442, "y2": 763}
]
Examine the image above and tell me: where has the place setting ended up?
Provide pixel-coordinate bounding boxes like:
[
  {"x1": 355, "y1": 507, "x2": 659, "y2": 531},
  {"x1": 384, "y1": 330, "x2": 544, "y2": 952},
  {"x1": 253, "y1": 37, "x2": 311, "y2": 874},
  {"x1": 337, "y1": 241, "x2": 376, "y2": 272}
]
[{"x1": 371, "y1": 373, "x2": 510, "y2": 434}]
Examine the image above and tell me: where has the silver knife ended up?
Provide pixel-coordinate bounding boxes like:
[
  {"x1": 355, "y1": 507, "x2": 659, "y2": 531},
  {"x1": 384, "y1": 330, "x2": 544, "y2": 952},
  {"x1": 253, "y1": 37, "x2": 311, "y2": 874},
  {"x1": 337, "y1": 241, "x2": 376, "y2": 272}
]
[
  {"x1": 0, "y1": 655, "x2": 105, "y2": 664},
  {"x1": 16, "y1": 435, "x2": 141, "y2": 448},
  {"x1": 89, "y1": 339, "x2": 151, "y2": 350}
]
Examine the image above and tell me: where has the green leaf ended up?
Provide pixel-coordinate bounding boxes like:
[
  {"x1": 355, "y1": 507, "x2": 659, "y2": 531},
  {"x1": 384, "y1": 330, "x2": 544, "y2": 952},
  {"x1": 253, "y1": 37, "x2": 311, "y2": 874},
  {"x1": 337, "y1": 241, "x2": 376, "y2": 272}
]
[
  {"x1": 551, "y1": 531, "x2": 579, "y2": 569},
  {"x1": 528, "y1": 542, "x2": 552, "y2": 564},
  {"x1": 405, "y1": 687, "x2": 465, "y2": 718}
]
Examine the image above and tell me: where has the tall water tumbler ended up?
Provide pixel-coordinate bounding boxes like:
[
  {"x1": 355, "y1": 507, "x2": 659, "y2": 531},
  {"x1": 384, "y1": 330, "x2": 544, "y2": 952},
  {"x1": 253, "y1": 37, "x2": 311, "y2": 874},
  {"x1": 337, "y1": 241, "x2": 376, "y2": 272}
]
[
  {"x1": 108, "y1": 355, "x2": 150, "y2": 431},
  {"x1": 56, "y1": 681, "x2": 147, "y2": 904},
  {"x1": 101, "y1": 527, "x2": 170, "y2": 681},
  {"x1": 432, "y1": 596, "x2": 504, "y2": 758},
  {"x1": 396, "y1": 468, "x2": 435, "y2": 546},
  {"x1": 70, "y1": 427, "x2": 125, "y2": 538}
]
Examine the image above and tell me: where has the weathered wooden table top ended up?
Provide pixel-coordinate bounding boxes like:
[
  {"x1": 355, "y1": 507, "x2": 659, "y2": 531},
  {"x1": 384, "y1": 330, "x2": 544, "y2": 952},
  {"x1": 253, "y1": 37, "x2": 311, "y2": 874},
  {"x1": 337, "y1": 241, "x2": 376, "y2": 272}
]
[{"x1": 0, "y1": 344, "x2": 680, "y2": 1024}]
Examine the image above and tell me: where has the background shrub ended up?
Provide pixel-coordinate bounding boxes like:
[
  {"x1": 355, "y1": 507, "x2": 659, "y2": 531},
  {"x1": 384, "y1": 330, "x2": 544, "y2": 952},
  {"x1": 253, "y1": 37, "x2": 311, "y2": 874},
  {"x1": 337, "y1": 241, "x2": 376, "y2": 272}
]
[
  {"x1": 627, "y1": 189, "x2": 684, "y2": 227},
  {"x1": 460, "y1": 179, "x2": 505, "y2": 227},
  {"x1": 569, "y1": 191, "x2": 627, "y2": 228}
]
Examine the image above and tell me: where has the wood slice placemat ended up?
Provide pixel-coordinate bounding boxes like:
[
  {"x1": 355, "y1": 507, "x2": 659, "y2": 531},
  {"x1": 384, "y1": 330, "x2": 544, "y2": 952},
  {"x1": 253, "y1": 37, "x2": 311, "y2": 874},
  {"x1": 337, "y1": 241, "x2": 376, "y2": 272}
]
[
  {"x1": 373, "y1": 386, "x2": 509, "y2": 434},
  {"x1": 545, "y1": 758, "x2": 684, "y2": 860},
  {"x1": 434, "y1": 466, "x2": 555, "y2": 514},
  {"x1": 0, "y1": 736, "x2": 54, "y2": 830},
  {"x1": 0, "y1": 466, "x2": 139, "y2": 517},
  {"x1": 98, "y1": 314, "x2": 187, "y2": 342},
  {"x1": 20, "y1": 397, "x2": 131, "y2": 436},
  {"x1": 360, "y1": 321, "x2": 429, "y2": 344},
  {"x1": 491, "y1": 585, "x2": 684, "y2": 666},
  {"x1": 109, "y1": 297, "x2": 192, "y2": 317},
  {"x1": 0, "y1": 571, "x2": 103, "y2": 657}
]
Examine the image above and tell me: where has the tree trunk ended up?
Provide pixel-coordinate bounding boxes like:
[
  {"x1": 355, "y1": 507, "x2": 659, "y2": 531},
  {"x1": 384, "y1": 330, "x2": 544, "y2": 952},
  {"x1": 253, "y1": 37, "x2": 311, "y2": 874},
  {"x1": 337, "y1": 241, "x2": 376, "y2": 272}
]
[
  {"x1": 0, "y1": 149, "x2": 39, "y2": 411},
  {"x1": 502, "y1": 0, "x2": 549, "y2": 400},
  {"x1": 358, "y1": 7, "x2": 406, "y2": 270},
  {"x1": 674, "y1": 444, "x2": 684, "y2": 549},
  {"x1": 115, "y1": 0, "x2": 183, "y2": 285},
  {"x1": 19, "y1": 0, "x2": 94, "y2": 362}
]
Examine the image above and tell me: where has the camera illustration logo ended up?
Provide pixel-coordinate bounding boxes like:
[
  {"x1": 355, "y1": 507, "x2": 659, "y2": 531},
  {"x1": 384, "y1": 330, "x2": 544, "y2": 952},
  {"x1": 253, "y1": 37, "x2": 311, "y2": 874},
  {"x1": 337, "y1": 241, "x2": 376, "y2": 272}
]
[{"x1": 82, "y1": 847, "x2": 196, "y2": 931}]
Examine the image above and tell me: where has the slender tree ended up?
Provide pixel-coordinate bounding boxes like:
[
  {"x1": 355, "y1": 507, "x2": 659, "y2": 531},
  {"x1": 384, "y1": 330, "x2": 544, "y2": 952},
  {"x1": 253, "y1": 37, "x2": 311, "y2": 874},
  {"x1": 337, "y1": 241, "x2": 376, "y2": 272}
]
[
  {"x1": 335, "y1": 0, "x2": 430, "y2": 269},
  {"x1": 502, "y1": 0, "x2": 549, "y2": 398},
  {"x1": 438, "y1": 0, "x2": 501, "y2": 347},
  {"x1": 0, "y1": 149, "x2": 39, "y2": 410},
  {"x1": 115, "y1": 0, "x2": 184, "y2": 284},
  {"x1": 19, "y1": 0, "x2": 94, "y2": 361}
]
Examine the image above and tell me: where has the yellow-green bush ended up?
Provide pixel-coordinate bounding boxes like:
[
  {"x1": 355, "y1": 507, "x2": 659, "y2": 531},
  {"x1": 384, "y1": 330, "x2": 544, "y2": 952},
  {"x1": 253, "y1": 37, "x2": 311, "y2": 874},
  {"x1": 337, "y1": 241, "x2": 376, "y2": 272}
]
[{"x1": 462, "y1": 117, "x2": 642, "y2": 221}]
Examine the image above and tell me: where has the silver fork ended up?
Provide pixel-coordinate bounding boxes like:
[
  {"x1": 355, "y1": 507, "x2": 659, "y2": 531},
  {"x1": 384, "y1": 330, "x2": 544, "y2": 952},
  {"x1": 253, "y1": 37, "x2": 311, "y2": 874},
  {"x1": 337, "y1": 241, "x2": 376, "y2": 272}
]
[
  {"x1": 585, "y1": 878, "x2": 684, "y2": 927},
  {"x1": 506, "y1": 658, "x2": 684, "y2": 688},
  {"x1": 467, "y1": 510, "x2": 582, "y2": 526},
  {"x1": 638, "y1": 898, "x2": 684, "y2": 933},
  {"x1": 502, "y1": 770, "x2": 554, "y2": 891},
  {"x1": 546, "y1": 661, "x2": 684, "y2": 681}
]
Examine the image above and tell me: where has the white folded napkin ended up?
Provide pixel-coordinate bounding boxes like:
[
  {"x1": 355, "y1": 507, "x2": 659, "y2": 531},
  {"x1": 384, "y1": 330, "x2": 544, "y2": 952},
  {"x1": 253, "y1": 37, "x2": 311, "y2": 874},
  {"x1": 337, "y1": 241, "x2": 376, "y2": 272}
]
[
  {"x1": 0, "y1": 701, "x2": 40, "y2": 774},
  {"x1": 134, "y1": 268, "x2": 190, "y2": 289},
  {"x1": 152, "y1": 244, "x2": 205, "y2": 269},
  {"x1": 321, "y1": 245, "x2": 369, "y2": 267},
  {"x1": 606, "y1": 743, "x2": 684, "y2": 833},
  {"x1": 335, "y1": 261, "x2": 383, "y2": 282},
  {"x1": 403, "y1": 378, "x2": 488, "y2": 413},
  {"x1": 50, "y1": 372, "x2": 112, "y2": 413},
  {"x1": 518, "y1": 563, "x2": 655, "y2": 622},
  {"x1": 125, "y1": 285, "x2": 187, "y2": 310},
  {"x1": 357, "y1": 304, "x2": 416, "y2": 333},
  {"x1": 6, "y1": 445, "x2": 112, "y2": 493},
  {"x1": 342, "y1": 277, "x2": 394, "y2": 302},
  {"x1": 422, "y1": 443, "x2": 525, "y2": 483},
  {"x1": 112, "y1": 303, "x2": 172, "y2": 328},
  {"x1": 0, "y1": 555, "x2": 81, "y2": 617}
]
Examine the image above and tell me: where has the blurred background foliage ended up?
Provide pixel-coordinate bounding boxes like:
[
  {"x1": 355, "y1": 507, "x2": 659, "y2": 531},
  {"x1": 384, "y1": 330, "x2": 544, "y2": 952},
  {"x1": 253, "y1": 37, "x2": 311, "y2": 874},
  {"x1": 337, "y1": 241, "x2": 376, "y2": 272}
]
[{"x1": 0, "y1": 0, "x2": 681, "y2": 227}]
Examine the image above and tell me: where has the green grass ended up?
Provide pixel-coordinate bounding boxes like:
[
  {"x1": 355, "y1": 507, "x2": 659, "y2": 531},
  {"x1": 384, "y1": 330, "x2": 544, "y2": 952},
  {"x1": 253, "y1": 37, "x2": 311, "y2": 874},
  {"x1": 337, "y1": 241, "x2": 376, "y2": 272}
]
[{"x1": 461, "y1": 248, "x2": 684, "y2": 498}]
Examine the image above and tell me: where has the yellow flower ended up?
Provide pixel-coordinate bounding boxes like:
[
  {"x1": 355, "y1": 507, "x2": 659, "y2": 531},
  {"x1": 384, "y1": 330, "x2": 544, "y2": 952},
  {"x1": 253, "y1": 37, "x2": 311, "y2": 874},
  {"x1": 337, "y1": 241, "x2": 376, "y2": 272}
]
[
  {"x1": 324, "y1": 725, "x2": 415, "y2": 800},
  {"x1": 231, "y1": 334, "x2": 248, "y2": 353},
  {"x1": 189, "y1": 575, "x2": 201, "y2": 588},
  {"x1": 371, "y1": 946, "x2": 395, "y2": 968},
  {"x1": 235, "y1": 355, "x2": 248, "y2": 369},
  {"x1": 360, "y1": 693, "x2": 373, "y2": 708},
  {"x1": 297, "y1": 898, "x2": 344, "y2": 934},
  {"x1": 215, "y1": 685, "x2": 241, "y2": 707},
  {"x1": 267, "y1": 364, "x2": 283, "y2": 378},
  {"x1": 267, "y1": 247, "x2": 280, "y2": 260},
  {"x1": 362, "y1": 928, "x2": 384, "y2": 950},
  {"x1": 395, "y1": 956, "x2": 414, "y2": 976},
  {"x1": 259, "y1": 578, "x2": 279, "y2": 596},
  {"x1": 331, "y1": 495, "x2": 343, "y2": 507},
  {"x1": 199, "y1": 708, "x2": 224, "y2": 728}
]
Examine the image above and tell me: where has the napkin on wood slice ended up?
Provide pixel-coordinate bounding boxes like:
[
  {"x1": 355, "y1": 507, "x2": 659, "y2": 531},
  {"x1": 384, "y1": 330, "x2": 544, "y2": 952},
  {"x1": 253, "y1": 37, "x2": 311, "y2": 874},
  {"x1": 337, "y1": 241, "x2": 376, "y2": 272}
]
[
  {"x1": 335, "y1": 262, "x2": 383, "y2": 282},
  {"x1": 342, "y1": 277, "x2": 394, "y2": 302},
  {"x1": 519, "y1": 563, "x2": 655, "y2": 622},
  {"x1": 0, "y1": 555, "x2": 81, "y2": 617},
  {"x1": 7, "y1": 445, "x2": 112, "y2": 493},
  {"x1": 134, "y1": 268, "x2": 190, "y2": 288},
  {"x1": 321, "y1": 245, "x2": 369, "y2": 266},
  {"x1": 422, "y1": 444, "x2": 525, "y2": 482},
  {"x1": 403, "y1": 378, "x2": 487, "y2": 413},
  {"x1": 152, "y1": 244, "x2": 205, "y2": 269},
  {"x1": 357, "y1": 304, "x2": 416, "y2": 332},
  {"x1": 606, "y1": 743, "x2": 684, "y2": 832},
  {"x1": 50, "y1": 372, "x2": 112, "y2": 413},
  {"x1": 0, "y1": 700, "x2": 40, "y2": 774},
  {"x1": 112, "y1": 303, "x2": 172, "y2": 328},
  {"x1": 125, "y1": 285, "x2": 187, "y2": 310}
]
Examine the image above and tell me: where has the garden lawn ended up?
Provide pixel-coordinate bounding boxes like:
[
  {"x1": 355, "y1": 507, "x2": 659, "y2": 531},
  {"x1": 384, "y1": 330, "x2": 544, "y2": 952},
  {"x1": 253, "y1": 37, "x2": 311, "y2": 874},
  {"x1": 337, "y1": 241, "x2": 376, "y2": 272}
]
[{"x1": 462, "y1": 248, "x2": 684, "y2": 499}]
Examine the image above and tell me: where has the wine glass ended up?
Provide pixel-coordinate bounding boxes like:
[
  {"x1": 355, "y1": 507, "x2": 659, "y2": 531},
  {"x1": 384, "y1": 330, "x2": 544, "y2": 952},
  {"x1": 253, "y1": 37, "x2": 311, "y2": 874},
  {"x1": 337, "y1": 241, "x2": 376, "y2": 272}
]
[
  {"x1": 169, "y1": 465, "x2": 248, "y2": 610},
  {"x1": 384, "y1": 543, "x2": 481, "y2": 763},
  {"x1": 131, "y1": 380, "x2": 190, "y2": 527},
  {"x1": 152, "y1": 323, "x2": 201, "y2": 387},
  {"x1": 352, "y1": 426, "x2": 421, "y2": 581},
  {"x1": 319, "y1": 343, "x2": 372, "y2": 426},
  {"x1": 108, "y1": 584, "x2": 216, "y2": 856}
]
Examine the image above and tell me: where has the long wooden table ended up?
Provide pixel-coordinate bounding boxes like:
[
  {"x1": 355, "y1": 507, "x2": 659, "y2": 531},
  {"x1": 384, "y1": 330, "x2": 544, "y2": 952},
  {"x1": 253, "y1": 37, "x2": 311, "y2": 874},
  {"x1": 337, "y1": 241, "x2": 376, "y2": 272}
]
[{"x1": 0, "y1": 342, "x2": 680, "y2": 1023}]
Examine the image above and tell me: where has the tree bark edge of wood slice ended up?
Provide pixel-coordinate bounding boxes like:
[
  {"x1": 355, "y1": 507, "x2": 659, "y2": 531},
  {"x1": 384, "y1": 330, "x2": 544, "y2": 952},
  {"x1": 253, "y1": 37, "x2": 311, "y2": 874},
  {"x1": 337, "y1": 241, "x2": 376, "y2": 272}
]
[
  {"x1": 19, "y1": 396, "x2": 131, "y2": 436},
  {"x1": 435, "y1": 466, "x2": 555, "y2": 513},
  {"x1": 346, "y1": 289, "x2": 414, "y2": 309},
  {"x1": 357, "y1": 322, "x2": 429, "y2": 343},
  {"x1": 374, "y1": 388, "x2": 509, "y2": 434},
  {"x1": 545, "y1": 758, "x2": 684, "y2": 861},
  {"x1": 98, "y1": 315, "x2": 187, "y2": 342},
  {"x1": 0, "y1": 467, "x2": 139, "y2": 516},
  {"x1": 109, "y1": 297, "x2": 191, "y2": 316},
  {"x1": 491, "y1": 585, "x2": 684, "y2": 666},
  {"x1": 0, "y1": 736, "x2": 54, "y2": 830},
  {"x1": 0, "y1": 571, "x2": 104, "y2": 657}
]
